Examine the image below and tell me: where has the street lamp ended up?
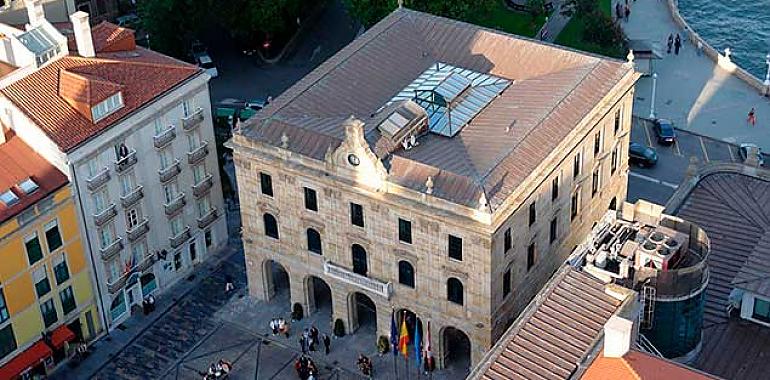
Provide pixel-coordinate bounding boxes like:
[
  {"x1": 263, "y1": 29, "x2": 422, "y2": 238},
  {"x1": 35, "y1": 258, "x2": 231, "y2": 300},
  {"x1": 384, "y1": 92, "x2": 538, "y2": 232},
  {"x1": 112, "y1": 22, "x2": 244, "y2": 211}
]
[
  {"x1": 649, "y1": 73, "x2": 658, "y2": 119},
  {"x1": 764, "y1": 53, "x2": 770, "y2": 86}
]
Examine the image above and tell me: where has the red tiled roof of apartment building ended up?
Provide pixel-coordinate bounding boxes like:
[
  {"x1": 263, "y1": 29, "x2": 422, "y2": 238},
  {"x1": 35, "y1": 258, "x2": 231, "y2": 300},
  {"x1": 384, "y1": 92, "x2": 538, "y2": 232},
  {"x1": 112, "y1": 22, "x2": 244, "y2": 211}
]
[
  {"x1": 0, "y1": 133, "x2": 68, "y2": 223},
  {"x1": 582, "y1": 350, "x2": 718, "y2": 380},
  {"x1": 1, "y1": 47, "x2": 199, "y2": 152}
]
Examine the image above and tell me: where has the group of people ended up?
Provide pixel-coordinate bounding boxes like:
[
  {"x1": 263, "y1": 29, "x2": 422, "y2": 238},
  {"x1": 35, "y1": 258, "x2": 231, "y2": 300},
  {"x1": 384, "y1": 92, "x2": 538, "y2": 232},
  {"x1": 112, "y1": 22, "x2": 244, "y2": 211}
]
[
  {"x1": 299, "y1": 325, "x2": 331, "y2": 355},
  {"x1": 667, "y1": 33, "x2": 683, "y2": 55},
  {"x1": 269, "y1": 317, "x2": 290, "y2": 337},
  {"x1": 357, "y1": 354, "x2": 373, "y2": 377},
  {"x1": 294, "y1": 355, "x2": 319, "y2": 380},
  {"x1": 201, "y1": 359, "x2": 232, "y2": 380},
  {"x1": 615, "y1": 0, "x2": 634, "y2": 22}
]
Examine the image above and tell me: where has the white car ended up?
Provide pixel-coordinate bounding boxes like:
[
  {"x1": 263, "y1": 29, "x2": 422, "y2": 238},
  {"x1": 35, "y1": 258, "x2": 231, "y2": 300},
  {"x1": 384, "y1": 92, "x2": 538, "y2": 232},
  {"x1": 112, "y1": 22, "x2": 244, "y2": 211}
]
[
  {"x1": 196, "y1": 54, "x2": 218, "y2": 78},
  {"x1": 739, "y1": 143, "x2": 764, "y2": 166}
]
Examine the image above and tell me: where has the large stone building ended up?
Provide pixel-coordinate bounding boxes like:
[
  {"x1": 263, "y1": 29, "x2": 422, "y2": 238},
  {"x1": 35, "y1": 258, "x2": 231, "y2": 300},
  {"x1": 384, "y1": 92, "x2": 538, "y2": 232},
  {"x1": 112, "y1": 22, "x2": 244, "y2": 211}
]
[
  {"x1": 230, "y1": 8, "x2": 639, "y2": 369},
  {"x1": 0, "y1": 4, "x2": 227, "y2": 330}
]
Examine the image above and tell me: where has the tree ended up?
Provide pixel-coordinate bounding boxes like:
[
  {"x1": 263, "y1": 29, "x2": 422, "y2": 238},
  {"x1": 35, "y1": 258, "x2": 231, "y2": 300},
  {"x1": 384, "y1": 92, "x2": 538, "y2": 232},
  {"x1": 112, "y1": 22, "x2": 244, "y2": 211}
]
[
  {"x1": 216, "y1": 0, "x2": 305, "y2": 44},
  {"x1": 138, "y1": 0, "x2": 212, "y2": 58},
  {"x1": 526, "y1": 0, "x2": 546, "y2": 17},
  {"x1": 345, "y1": 0, "x2": 495, "y2": 28}
]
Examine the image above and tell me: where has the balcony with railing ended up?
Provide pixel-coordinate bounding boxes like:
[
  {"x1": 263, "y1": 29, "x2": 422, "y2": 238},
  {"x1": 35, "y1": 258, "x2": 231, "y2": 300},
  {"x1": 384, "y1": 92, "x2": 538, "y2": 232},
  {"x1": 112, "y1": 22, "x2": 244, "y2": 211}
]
[
  {"x1": 169, "y1": 226, "x2": 191, "y2": 248},
  {"x1": 107, "y1": 273, "x2": 127, "y2": 294},
  {"x1": 127, "y1": 218, "x2": 150, "y2": 242},
  {"x1": 164, "y1": 193, "x2": 186, "y2": 216},
  {"x1": 197, "y1": 208, "x2": 218, "y2": 229},
  {"x1": 192, "y1": 174, "x2": 213, "y2": 198},
  {"x1": 153, "y1": 126, "x2": 176, "y2": 149},
  {"x1": 187, "y1": 141, "x2": 209, "y2": 165},
  {"x1": 93, "y1": 204, "x2": 117, "y2": 227},
  {"x1": 120, "y1": 185, "x2": 144, "y2": 208},
  {"x1": 107, "y1": 254, "x2": 155, "y2": 294},
  {"x1": 100, "y1": 236, "x2": 123, "y2": 261},
  {"x1": 158, "y1": 160, "x2": 181, "y2": 183},
  {"x1": 115, "y1": 150, "x2": 138, "y2": 173},
  {"x1": 137, "y1": 254, "x2": 156, "y2": 272},
  {"x1": 324, "y1": 261, "x2": 393, "y2": 299},
  {"x1": 181, "y1": 107, "x2": 204, "y2": 131},
  {"x1": 86, "y1": 167, "x2": 110, "y2": 191}
]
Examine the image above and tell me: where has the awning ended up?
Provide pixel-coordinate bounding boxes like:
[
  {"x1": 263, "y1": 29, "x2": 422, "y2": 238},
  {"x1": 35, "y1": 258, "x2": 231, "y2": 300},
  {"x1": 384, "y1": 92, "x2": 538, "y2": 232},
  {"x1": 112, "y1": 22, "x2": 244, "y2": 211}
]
[
  {"x1": 50, "y1": 325, "x2": 76, "y2": 349},
  {"x1": 0, "y1": 341, "x2": 52, "y2": 379}
]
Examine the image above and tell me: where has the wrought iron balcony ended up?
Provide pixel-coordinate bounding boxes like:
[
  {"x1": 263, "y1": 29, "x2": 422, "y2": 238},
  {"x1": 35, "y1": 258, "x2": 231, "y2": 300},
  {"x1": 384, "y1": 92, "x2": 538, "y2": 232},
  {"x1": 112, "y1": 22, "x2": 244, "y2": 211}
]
[
  {"x1": 120, "y1": 185, "x2": 144, "y2": 208},
  {"x1": 86, "y1": 167, "x2": 110, "y2": 191},
  {"x1": 197, "y1": 208, "x2": 218, "y2": 229},
  {"x1": 114, "y1": 150, "x2": 138, "y2": 173},
  {"x1": 127, "y1": 218, "x2": 150, "y2": 242},
  {"x1": 164, "y1": 193, "x2": 186, "y2": 216},
  {"x1": 187, "y1": 141, "x2": 209, "y2": 165},
  {"x1": 153, "y1": 126, "x2": 176, "y2": 149},
  {"x1": 324, "y1": 261, "x2": 393, "y2": 299},
  {"x1": 107, "y1": 254, "x2": 155, "y2": 294},
  {"x1": 100, "y1": 236, "x2": 123, "y2": 261},
  {"x1": 137, "y1": 254, "x2": 156, "y2": 272},
  {"x1": 181, "y1": 107, "x2": 204, "y2": 131},
  {"x1": 158, "y1": 160, "x2": 181, "y2": 183},
  {"x1": 107, "y1": 273, "x2": 127, "y2": 294},
  {"x1": 169, "y1": 226, "x2": 191, "y2": 248},
  {"x1": 192, "y1": 174, "x2": 213, "y2": 198},
  {"x1": 93, "y1": 204, "x2": 117, "y2": 227}
]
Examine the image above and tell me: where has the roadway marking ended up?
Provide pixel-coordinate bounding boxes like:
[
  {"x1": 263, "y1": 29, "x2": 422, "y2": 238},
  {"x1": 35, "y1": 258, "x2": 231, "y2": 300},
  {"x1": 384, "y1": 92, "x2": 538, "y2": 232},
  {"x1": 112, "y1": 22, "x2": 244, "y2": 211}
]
[
  {"x1": 643, "y1": 123, "x2": 653, "y2": 147},
  {"x1": 673, "y1": 139, "x2": 682, "y2": 156},
  {"x1": 698, "y1": 137, "x2": 710, "y2": 162},
  {"x1": 629, "y1": 171, "x2": 679, "y2": 190},
  {"x1": 728, "y1": 145, "x2": 737, "y2": 162}
]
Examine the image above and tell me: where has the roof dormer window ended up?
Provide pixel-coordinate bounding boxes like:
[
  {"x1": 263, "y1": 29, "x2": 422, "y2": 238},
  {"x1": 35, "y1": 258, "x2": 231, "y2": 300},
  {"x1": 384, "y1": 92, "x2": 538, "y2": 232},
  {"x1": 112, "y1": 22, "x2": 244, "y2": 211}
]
[
  {"x1": 0, "y1": 189, "x2": 19, "y2": 206},
  {"x1": 91, "y1": 92, "x2": 124, "y2": 122},
  {"x1": 18, "y1": 178, "x2": 39, "y2": 194}
]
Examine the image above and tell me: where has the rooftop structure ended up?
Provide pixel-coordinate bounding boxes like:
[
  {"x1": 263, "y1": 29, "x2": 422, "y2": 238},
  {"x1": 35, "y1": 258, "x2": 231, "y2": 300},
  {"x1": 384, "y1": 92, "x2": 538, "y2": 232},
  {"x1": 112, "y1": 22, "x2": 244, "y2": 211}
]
[
  {"x1": 0, "y1": 131, "x2": 67, "y2": 223},
  {"x1": 668, "y1": 165, "x2": 770, "y2": 379}
]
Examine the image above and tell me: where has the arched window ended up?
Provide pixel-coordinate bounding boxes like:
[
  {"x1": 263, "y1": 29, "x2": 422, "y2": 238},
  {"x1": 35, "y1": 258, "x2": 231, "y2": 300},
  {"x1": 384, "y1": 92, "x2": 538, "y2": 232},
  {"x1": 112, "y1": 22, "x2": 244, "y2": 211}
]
[
  {"x1": 352, "y1": 244, "x2": 367, "y2": 276},
  {"x1": 263, "y1": 213, "x2": 279, "y2": 239},
  {"x1": 306, "y1": 228, "x2": 322, "y2": 255},
  {"x1": 447, "y1": 277, "x2": 464, "y2": 305},
  {"x1": 398, "y1": 261, "x2": 415, "y2": 288}
]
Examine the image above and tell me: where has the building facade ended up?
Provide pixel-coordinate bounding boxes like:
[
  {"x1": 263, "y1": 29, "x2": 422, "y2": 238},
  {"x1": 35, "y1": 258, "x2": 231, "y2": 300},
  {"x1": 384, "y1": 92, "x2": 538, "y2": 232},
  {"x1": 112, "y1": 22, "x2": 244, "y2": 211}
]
[
  {"x1": 0, "y1": 6, "x2": 227, "y2": 330},
  {"x1": 231, "y1": 8, "x2": 639, "y2": 370},
  {"x1": 0, "y1": 134, "x2": 102, "y2": 379},
  {"x1": 0, "y1": 0, "x2": 118, "y2": 25}
]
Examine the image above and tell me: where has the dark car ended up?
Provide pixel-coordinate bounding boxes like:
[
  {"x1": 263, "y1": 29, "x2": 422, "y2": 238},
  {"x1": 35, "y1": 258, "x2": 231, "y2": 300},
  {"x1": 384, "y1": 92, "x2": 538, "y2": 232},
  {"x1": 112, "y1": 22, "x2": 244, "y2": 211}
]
[
  {"x1": 629, "y1": 142, "x2": 658, "y2": 167},
  {"x1": 652, "y1": 119, "x2": 676, "y2": 144}
]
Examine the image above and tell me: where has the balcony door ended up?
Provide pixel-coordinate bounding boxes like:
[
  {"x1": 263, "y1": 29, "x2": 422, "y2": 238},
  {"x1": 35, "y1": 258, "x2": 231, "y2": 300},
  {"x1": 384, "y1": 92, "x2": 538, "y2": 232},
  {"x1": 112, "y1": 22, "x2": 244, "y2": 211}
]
[{"x1": 352, "y1": 244, "x2": 367, "y2": 276}]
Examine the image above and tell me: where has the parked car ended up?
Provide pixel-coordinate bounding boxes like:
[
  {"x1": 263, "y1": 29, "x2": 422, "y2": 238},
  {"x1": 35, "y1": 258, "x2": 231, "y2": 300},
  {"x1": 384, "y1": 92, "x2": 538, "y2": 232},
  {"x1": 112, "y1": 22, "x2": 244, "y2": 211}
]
[
  {"x1": 652, "y1": 119, "x2": 676, "y2": 145},
  {"x1": 629, "y1": 142, "x2": 658, "y2": 167},
  {"x1": 739, "y1": 143, "x2": 764, "y2": 166},
  {"x1": 190, "y1": 41, "x2": 218, "y2": 78}
]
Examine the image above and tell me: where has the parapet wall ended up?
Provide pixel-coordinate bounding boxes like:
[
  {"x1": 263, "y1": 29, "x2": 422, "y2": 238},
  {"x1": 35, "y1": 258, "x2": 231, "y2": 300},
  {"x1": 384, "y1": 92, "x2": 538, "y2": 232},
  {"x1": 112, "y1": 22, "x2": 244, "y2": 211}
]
[{"x1": 666, "y1": 0, "x2": 769, "y2": 96}]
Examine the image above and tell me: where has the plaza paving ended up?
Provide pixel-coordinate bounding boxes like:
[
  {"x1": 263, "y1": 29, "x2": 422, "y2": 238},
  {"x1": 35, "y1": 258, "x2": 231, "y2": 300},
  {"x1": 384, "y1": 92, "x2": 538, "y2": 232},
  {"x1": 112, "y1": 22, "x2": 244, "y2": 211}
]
[{"x1": 617, "y1": 0, "x2": 770, "y2": 150}]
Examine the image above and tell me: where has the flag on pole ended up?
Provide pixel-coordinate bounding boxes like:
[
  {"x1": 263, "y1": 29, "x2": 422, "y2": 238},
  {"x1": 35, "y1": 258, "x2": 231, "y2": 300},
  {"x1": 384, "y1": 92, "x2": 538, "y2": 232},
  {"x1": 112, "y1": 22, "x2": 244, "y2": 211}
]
[
  {"x1": 425, "y1": 321, "x2": 435, "y2": 372},
  {"x1": 390, "y1": 310, "x2": 399, "y2": 356},
  {"x1": 399, "y1": 313, "x2": 410, "y2": 358},
  {"x1": 414, "y1": 321, "x2": 422, "y2": 369}
]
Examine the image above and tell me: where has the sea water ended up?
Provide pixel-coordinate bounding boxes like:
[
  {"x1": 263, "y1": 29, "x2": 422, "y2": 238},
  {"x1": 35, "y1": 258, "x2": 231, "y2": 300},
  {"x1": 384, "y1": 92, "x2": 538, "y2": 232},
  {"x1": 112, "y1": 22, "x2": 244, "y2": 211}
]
[{"x1": 677, "y1": 0, "x2": 770, "y2": 80}]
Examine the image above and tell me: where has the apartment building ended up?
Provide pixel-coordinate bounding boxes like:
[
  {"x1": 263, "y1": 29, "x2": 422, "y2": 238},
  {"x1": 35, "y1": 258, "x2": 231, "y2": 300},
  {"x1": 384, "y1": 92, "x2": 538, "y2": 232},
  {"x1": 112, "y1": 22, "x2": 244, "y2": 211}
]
[
  {"x1": 0, "y1": 4, "x2": 227, "y2": 330},
  {"x1": 0, "y1": 132, "x2": 102, "y2": 379},
  {"x1": 230, "y1": 8, "x2": 639, "y2": 370},
  {"x1": 0, "y1": 0, "x2": 118, "y2": 25}
]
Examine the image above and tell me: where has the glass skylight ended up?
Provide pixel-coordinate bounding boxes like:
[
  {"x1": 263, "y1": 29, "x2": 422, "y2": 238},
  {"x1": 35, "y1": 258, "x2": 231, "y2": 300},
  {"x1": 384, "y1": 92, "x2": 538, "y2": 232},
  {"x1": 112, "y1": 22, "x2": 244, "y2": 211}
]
[
  {"x1": 0, "y1": 190, "x2": 19, "y2": 206},
  {"x1": 387, "y1": 62, "x2": 511, "y2": 137},
  {"x1": 18, "y1": 26, "x2": 61, "y2": 66},
  {"x1": 18, "y1": 178, "x2": 39, "y2": 194}
]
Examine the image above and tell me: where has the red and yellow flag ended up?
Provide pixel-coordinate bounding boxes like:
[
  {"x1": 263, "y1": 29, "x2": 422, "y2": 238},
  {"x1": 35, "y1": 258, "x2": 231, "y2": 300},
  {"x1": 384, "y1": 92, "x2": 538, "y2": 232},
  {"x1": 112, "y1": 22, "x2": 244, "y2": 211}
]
[{"x1": 398, "y1": 314, "x2": 410, "y2": 358}]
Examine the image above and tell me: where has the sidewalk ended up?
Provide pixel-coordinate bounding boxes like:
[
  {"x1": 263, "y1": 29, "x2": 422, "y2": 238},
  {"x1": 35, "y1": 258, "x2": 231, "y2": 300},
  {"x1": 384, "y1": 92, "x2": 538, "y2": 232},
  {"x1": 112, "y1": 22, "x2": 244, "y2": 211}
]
[
  {"x1": 618, "y1": 0, "x2": 770, "y2": 150},
  {"x1": 537, "y1": 1, "x2": 570, "y2": 42}
]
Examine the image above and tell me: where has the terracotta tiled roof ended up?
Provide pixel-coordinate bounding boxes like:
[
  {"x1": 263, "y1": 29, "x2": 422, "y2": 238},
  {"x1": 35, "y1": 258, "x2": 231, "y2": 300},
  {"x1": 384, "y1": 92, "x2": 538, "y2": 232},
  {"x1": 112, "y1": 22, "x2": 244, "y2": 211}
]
[
  {"x1": 90, "y1": 22, "x2": 136, "y2": 53},
  {"x1": 58, "y1": 68, "x2": 122, "y2": 113},
  {"x1": 582, "y1": 350, "x2": 717, "y2": 380},
  {"x1": 1, "y1": 48, "x2": 199, "y2": 152},
  {"x1": 240, "y1": 8, "x2": 636, "y2": 210},
  {"x1": 674, "y1": 171, "x2": 770, "y2": 380},
  {"x1": 470, "y1": 266, "x2": 625, "y2": 380},
  {"x1": 0, "y1": 134, "x2": 68, "y2": 223}
]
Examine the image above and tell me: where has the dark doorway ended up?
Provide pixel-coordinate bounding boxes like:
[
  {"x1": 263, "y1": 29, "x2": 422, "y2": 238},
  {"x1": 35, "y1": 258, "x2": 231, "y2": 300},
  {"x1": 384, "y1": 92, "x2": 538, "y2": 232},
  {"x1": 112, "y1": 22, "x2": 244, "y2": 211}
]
[
  {"x1": 352, "y1": 244, "x2": 367, "y2": 276},
  {"x1": 609, "y1": 197, "x2": 618, "y2": 211},
  {"x1": 264, "y1": 260, "x2": 290, "y2": 300},
  {"x1": 350, "y1": 292, "x2": 377, "y2": 333},
  {"x1": 442, "y1": 326, "x2": 471, "y2": 374},
  {"x1": 307, "y1": 276, "x2": 333, "y2": 317},
  {"x1": 189, "y1": 242, "x2": 197, "y2": 262}
]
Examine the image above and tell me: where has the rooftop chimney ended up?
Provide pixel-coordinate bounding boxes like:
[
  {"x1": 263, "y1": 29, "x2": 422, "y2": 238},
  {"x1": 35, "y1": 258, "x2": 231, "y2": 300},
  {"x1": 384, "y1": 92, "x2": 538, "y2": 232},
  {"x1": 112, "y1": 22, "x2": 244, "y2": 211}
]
[
  {"x1": 603, "y1": 315, "x2": 634, "y2": 358},
  {"x1": 69, "y1": 11, "x2": 94, "y2": 58},
  {"x1": 25, "y1": 0, "x2": 45, "y2": 27}
]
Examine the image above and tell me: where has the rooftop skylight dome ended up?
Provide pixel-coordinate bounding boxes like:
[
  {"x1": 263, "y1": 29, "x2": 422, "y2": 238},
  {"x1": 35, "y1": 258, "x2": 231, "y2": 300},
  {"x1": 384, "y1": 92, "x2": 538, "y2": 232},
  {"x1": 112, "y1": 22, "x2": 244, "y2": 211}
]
[{"x1": 388, "y1": 62, "x2": 510, "y2": 137}]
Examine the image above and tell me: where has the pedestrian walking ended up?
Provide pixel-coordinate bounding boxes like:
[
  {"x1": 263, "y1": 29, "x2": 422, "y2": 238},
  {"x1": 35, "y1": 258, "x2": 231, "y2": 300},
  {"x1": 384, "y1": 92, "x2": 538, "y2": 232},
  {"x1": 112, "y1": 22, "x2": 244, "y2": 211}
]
[
  {"x1": 674, "y1": 34, "x2": 682, "y2": 55},
  {"x1": 615, "y1": 2, "x2": 622, "y2": 21},
  {"x1": 667, "y1": 34, "x2": 674, "y2": 54},
  {"x1": 624, "y1": 5, "x2": 630, "y2": 22},
  {"x1": 224, "y1": 274, "x2": 234, "y2": 293},
  {"x1": 748, "y1": 107, "x2": 757, "y2": 126},
  {"x1": 323, "y1": 334, "x2": 331, "y2": 355},
  {"x1": 270, "y1": 318, "x2": 278, "y2": 335},
  {"x1": 310, "y1": 325, "x2": 319, "y2": 343},
  {"x1": 299, "y1": 335, "x2": 308, "y2": 354}
]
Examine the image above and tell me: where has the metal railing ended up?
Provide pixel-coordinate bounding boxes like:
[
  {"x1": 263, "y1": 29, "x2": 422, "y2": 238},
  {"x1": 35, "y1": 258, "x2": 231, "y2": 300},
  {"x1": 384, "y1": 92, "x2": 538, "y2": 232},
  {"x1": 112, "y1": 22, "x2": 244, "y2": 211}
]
[
  {"x1": 114, "y1": 150, "x2": 138, "y2": 173},
  {"x1": 181, "y1": 107, "x2": 204, "y2": 131},
  {"x1": 197, "y1": 208, "x2": 218, "y2": 229},
  {"x1": 187, "y1": 141, "x2": 209, "y2": 165},
  {"x1": 127, "y1": 218, "x2": 150, "y2": 241},
  {"x1": 324, "y1": 261, "x2": 393, "y2": 299},
  {"x1": 120, "y1": 185, "x2": 144, "y2": 208},
  {"x1": 169, "y1": 226, "x2": 191, "y2": 248},
  {"x1": 158, "y1": 160, "x2": 181, "y2": 183},
  {"x1": 163, "y1": 193, "x2": 186, "y2": 216},
  {"x1": 93, "y1": 204, "x2": 117, "y2": 227},
  {"x1": 192, "y1": 174, "x2": 213, "y2": 198},
  {"x1": 86, "y1": 167, "x2": 110, "y2": 191},
  {"x1": 153, "y1": 126, "x2": 176, "y2": 149},
  {"x1": 100, "y1": 236, "x2": 123, "y2": 261}
]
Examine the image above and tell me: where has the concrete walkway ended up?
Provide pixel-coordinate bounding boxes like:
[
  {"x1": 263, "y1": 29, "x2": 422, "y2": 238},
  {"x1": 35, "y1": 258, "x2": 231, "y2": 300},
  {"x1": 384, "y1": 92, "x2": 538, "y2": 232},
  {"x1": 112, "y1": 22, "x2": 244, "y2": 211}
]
[
  {"x1": 538, "y1": 1, "x2": 571, "y2": 42},
  {"x1": 619, "y1": 0, "x2": 770, "y2": 150}
]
